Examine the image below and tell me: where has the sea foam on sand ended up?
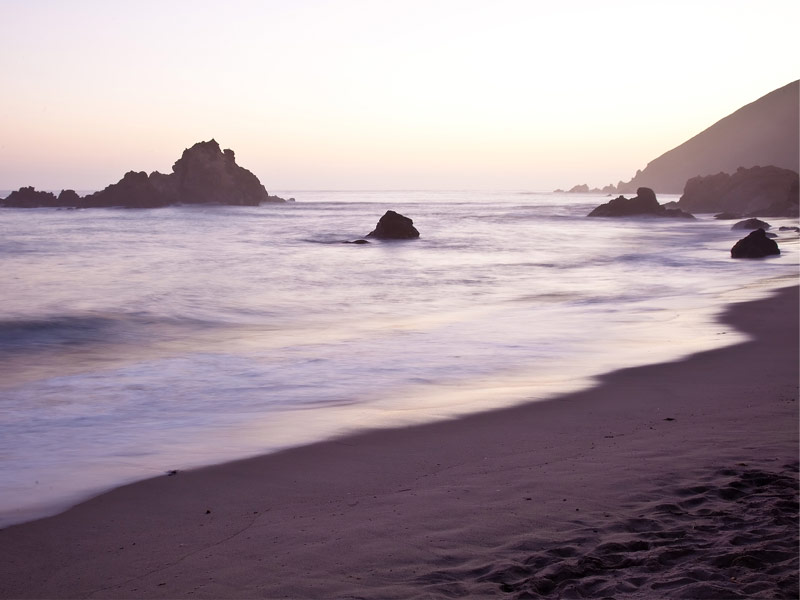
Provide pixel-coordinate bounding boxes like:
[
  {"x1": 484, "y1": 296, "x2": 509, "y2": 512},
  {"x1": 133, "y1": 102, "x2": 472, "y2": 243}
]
[{"x1": 0, "y1": 286, "x2": 797, "y2": 599}]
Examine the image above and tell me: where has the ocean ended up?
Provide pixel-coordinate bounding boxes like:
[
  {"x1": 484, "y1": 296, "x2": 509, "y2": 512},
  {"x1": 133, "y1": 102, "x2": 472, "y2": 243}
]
[{"x1": 0, "y1": 190, "x2": 797, "y2": 527}]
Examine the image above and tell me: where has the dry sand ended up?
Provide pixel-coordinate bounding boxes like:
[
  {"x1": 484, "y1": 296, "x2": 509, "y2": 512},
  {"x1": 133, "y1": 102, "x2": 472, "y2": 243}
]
[{"x1": 1, "y1": 286, "x2": 797, "y2": 599}]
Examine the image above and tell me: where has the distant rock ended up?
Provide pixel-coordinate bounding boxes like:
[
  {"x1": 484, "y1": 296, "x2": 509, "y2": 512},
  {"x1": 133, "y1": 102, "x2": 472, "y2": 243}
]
[
  {"x1": 2, "y1": 187, "x2": 59, "y2": 208},
  {"x1": 587, "y1": 187, "x2": 695, "y2": 218},
  {"x1": 366, "y1": 210, "x2": 420, "y2": 239},
  {"x1": 732, "y1": 218, "x2": 771, "y2": 231},
  {"x1": 677, "y1": 166, "x2": 798, "y2": 217},
  {"x1": 57, "y1": 189, "x2": 81, "y2": 206},
  {"x1": 714, "y1": 212, "x2": 742, "y2": 220},
  {"x1": 342, "y1": 239, "x2": 370, "y2": 244},
  {"x1": 556, "y1": 183, "x2": 617, "y2": 194},
  {"x1": 778, "y1": 226, "x2": 800, "y2": 232},
  {"x1": 1, "y1": 140, "x2": 286, "y2": 209},
  {"x1": 730, "y1": 228, "x2": 780, "y2": 258}
]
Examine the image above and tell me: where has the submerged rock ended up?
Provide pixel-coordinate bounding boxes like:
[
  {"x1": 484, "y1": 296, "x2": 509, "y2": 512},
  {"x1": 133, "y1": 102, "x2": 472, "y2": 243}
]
[
  {"x1": 587, "y1": 187, "x2": 695, "y2": 218},
  {"x1": 732, "y1": 218, "x2": 771, "y2": 230},
  {"x1": 730, "y1": 228, "x2": 780, "y2": 258},
  {"x1": 366, "y1": 210, "x2": 420, "y2": 239}
]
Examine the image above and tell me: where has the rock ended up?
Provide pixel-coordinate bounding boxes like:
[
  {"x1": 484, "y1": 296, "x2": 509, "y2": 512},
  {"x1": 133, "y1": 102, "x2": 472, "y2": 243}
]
[
  {"x1": 766, "y1": 232, "x2": 778, "y2": 238},
  {"x1": 678, "y1": 166, "x2": 799, "y2": 217},
  {"x1": 2, "y1": 186, "x2": 59, "y2": 207},
  {"x1": 732, "y1": 218, "x2": 771, "y2": 231},
  {"x1": 714, "y1": 212, "x2": 742, "y2": 220},
  {"x1": 366, "y1": 210, "x2": 420, "y2": 239},
  {"x1": 57, "y1": 189, "x2": 81, "y2": 206},
  {"x1": 82, "y1": 171, "x2": 172, "y2": 208},
  {"x1": 168, "y1": 140, "x2": 277, "y2": 206},
  {"x1": 587, "y1": 187, "x2": 695, "y2": 218},
  {"x1": 342, "y1": 239, "x2": 370, "y2": 244},
  {"x1": 730, "y1": 228, "x2": 780, "y2": 258},
  {"x1": 778, "y1": 226, "x2": 800, "y2": 232},
  {"x1": 4, "y1": 140, "x2": 285, "y2": 209}
]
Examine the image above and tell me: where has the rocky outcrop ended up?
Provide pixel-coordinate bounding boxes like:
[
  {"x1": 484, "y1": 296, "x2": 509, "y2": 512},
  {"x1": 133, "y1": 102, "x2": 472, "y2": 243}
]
[
  {"x1": 366, "y1": 210, "x2": 420, "y2": 239},
  {"x1": 614, "y1": 80, "x2": 798, "y2": 193},
  {"x1": 555, "y1": 183, "x2": 617, "y2": 194},
  {"x1": 2, "y1": 140, "x2": 285, "y2": 209},
  {"x1": 730, "y1": 228, "x2": 780, "y2": 258},
  {"x1": 587, "y1": 187, "x2": 695, "y2": 218},
  {"x1": 732, "y1": 218, "x2": 771, "y2": 231},
  {"x1": 2, "y1": 187, "x2": 59, "y2": 207},
  {"x1": 677, "y1": 166, "x2": 798, "y2": 217}
]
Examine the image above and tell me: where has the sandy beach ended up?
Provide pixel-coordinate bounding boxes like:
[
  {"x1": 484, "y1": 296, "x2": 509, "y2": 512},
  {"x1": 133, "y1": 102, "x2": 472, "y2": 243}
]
[{"x1": 1, "y1": 285, "x2": 797, "y2": 599}]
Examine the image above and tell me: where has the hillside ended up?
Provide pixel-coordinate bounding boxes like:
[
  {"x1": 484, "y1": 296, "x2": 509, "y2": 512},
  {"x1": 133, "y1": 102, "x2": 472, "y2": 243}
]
[{"x1": 615, "y1": 80, "x2": 799, "y2": 194}]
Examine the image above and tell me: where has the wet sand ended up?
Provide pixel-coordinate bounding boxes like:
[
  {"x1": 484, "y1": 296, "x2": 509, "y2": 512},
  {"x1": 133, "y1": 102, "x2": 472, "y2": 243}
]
[{"x1": 1, "y1": 286, "x2": 797, "y2": 599}]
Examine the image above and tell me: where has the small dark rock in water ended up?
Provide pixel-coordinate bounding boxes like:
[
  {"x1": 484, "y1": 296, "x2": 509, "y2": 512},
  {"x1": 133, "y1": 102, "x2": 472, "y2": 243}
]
[
  {"x1": 714, "y1": 212, "x2": 742, "y2": 220},
  {"x1": 342, "y1": 239, "x2": 370, "y2": 244},
  {"x1": 587, "y1": 187, "x2": 694, "y2": 218},
  {"x1": 731, "y1": 228, "x2": 780, "y2": 258},
  {"x1": 766, "y1": 232, "x2": 778, "y2": 238},
  {"x1": 779, "y1": 226, "x2": 800, "y2": 232},
  {"x1": 166, "y1": 469, "x2": 179, "y2": 476},
  {"x1": 732, "y1": 218, "x2": 771, "y2": 230},
  {"x1": 366, "y1": 210, "x2": 420, "y2": 239}
]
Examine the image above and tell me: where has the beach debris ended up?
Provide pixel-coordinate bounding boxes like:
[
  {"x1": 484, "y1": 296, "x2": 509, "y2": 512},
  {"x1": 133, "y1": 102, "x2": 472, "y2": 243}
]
[
  {"x1": 731, "y1": 228, "x2": 780, "y2": 258},
  {"x1": 366, "y1": 210, "x2": 420, "y2": 239}
]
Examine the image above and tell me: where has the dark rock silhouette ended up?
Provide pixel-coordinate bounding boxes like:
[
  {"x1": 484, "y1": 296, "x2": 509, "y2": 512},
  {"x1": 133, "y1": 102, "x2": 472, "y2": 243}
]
[
  {"x1": 779, "y1": 226, "x2": 800, "y2": 232},
  {"x1": 587, "y1": 187, "x2": 695, "y2": 218},
  {"x1": 732, "y1": 218, "x2": 771, "y2": 231},
  {"x1": 342, "y1": 239, "x2": 370, "y2": 244},
  {"x1": 714, "y1": 212, "x2": 742, "y2": 220},
  {"x1": 1, "y1": 140, "x2": 285, "y2": 209},
  {"x1": 2, "y1": 187, "x2": 59, "y2": 207},
  {"x1": 730, "y1": 228, "x2": 780, "y2": 258},
  {"x1": 677, "y1": 166, "x2": 798, "y2": 217},
  {"x1": 366, "y1": 210, "x2": 420, "y2": 239},
  {"x1": 57, "y1": 189, "x2": 81, "y2": 205},
  {"x1": 615, "y1": 80, "x2": 798, "y2": 193},
  {"x1": 556, "y1": 183, "x2": 618, "y2": 194}
]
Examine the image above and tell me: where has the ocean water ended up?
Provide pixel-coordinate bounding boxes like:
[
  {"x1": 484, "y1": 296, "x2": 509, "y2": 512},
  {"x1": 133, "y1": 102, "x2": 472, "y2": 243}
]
[{"x1": 0, "y1": 190, "x2": 797, "y2": 527}]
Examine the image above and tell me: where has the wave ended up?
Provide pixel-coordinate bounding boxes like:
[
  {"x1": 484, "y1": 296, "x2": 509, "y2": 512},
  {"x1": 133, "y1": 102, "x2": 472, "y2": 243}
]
[{"x1": 0, "y1": 313, "x2": 219, "y2": 355}]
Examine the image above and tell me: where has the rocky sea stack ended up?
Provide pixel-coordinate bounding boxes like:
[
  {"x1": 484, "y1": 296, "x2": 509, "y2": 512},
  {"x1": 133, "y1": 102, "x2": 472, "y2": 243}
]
[
  {"x1": 366, "y1": 210, "x2": 420, "y2": 239},
  {"x1": 587, "y1": 187, "x2": 695, "y2": 218},
  {"x1": 1, "y1": 140, "x2": 286, "y2": 208}
]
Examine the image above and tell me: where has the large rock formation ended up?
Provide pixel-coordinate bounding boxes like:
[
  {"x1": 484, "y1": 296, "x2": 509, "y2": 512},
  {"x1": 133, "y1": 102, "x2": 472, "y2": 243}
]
[
  {"x1": 677, "y1": 166, "x2": 798, "y2": 217},
  {"x1": 366, "y1": 210, "x2": 420, "y2": 239},
  {"x1": 1, "y1": 140, "x2": 285, "y2": 208},
  {"x1": 730, "y1": 228, "x2": 781, "y2": 258},
  {"x1": 588, "y1": 187, "x2": 695, "y2": 218},
  {"x1": 614, "y1": 80, "x2": 799, "y2": 194}
]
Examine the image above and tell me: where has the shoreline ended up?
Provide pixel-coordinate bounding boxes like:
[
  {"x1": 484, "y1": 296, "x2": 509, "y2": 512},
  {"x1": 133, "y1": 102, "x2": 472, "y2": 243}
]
[{"x1": 1, "y1": 285, "x2": 797, "y2": 599}]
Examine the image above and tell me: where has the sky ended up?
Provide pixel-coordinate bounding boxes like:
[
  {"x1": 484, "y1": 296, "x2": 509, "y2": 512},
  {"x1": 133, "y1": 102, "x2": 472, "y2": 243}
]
[{"x1": 0, "y1": 0, "x2": 797, "y2": 191}]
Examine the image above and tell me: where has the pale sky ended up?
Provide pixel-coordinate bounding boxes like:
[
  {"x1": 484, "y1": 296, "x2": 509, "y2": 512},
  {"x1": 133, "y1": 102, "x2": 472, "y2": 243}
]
[{"x1": 0, "y1": 0, "x2": 797, "y2": 191}]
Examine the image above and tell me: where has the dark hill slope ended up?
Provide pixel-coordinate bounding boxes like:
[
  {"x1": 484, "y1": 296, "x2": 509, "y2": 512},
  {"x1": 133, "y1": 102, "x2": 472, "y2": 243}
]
[{"x1": 617, "y1": 80, "x2": 799, "y2": 194}]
